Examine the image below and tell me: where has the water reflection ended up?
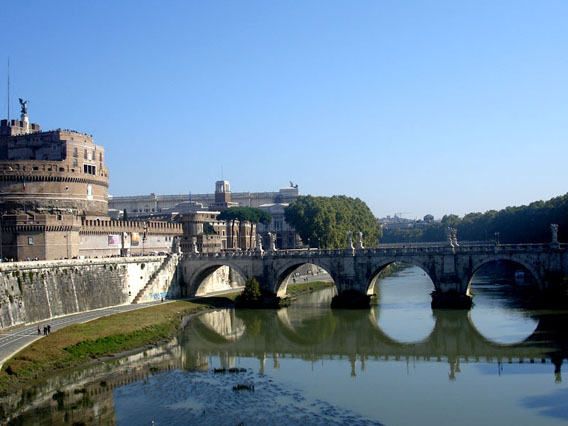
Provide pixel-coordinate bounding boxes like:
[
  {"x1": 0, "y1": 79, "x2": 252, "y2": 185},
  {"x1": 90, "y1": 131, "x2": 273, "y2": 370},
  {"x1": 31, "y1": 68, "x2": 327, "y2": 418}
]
[
  {"x1": 4, "y1": 266, "x2": 568, "y2": 425},
  {"x1": 197, "y1": 310, "x2": 246, "y2": 342},
  {"x1": 470, "y1": 267, "x2": 539, "y2": 344},
  {"x1": 373, "y1": 265, "x2": 436, "y2": 343}
]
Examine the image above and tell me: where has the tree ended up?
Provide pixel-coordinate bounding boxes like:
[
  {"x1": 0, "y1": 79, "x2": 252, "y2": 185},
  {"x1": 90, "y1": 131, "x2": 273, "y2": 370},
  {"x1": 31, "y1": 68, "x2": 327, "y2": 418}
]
[
  {"x1": 202, "y1": 222, "x2": 216, "y2": 235},
  {"x1": 284, "y1": 195, "x2": 381, "y2": 249},
  {"x1": 239, "y1": 277, "x2": 262, "y2": 305}
]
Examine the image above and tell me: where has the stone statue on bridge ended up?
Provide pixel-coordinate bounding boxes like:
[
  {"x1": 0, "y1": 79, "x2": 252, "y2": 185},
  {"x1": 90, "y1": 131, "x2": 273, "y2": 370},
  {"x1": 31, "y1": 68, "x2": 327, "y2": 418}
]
[
  {"x1": 256, "y1": 234, "x2": 264, "y2": 253},
  {"x1": 357, "y1": 231, "x2": 364, "y2": 250},
  {"x1": 267, "y1": 232, "x2": 277, "y2": 252},
  {"x1": 191, "y1": 237, "x2": 198, "y2": 254},
  {"x1": 346, "y1": 231, "x2": 354, "y2": 251},
  {"x1": 446, "y1": 227, "x2": 458, "y2": 248},
  {"x1": 173, "y1": 236, "x2": 182, "y2": 254},
  {"x1": 551, "y1": 224, "x2": 559, "y2": 245}
]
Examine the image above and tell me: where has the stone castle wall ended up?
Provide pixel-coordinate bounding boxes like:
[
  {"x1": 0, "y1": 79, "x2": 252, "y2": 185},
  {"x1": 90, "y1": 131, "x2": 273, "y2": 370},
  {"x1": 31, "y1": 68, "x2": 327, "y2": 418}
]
[{"x1": 0, "y1": 256, "x2": 181, "y2": 329}]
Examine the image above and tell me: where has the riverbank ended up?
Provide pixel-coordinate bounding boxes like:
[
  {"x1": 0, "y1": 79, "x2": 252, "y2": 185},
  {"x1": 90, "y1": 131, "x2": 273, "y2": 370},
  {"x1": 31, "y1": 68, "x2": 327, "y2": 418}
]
[
  {"x1": 286, "y1": 280, "x2": 335, "y2": 296},
  {"x1": 0, "y1": 296, "x2": 238, "y2": 395}
]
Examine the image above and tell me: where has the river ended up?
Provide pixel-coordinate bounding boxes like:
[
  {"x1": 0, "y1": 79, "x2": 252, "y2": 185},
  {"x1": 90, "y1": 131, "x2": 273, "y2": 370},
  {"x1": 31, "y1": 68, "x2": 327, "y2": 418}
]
[{"x1": 3, "y1": 264, "x2": 568, "y2": 425}]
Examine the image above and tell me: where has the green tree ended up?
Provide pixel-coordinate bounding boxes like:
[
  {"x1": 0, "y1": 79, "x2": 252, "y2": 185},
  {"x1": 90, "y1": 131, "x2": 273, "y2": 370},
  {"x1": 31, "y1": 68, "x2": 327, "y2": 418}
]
[
  {"x1": 240, "y1": 277, "x2": 262, "y2": 304},
  {"x1": 284, "y1": 195, "x2": 381, "y2": 249}
]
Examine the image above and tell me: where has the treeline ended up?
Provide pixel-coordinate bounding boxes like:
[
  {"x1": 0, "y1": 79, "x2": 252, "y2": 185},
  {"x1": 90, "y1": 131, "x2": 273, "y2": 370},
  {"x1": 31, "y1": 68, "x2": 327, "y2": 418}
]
[{"x1": 382, "y1": 193, "x2": 568, "y2": 244}]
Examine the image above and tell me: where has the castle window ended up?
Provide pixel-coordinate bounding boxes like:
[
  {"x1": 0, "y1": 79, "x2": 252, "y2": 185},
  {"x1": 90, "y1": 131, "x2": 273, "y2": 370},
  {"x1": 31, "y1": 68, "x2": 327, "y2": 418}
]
[
  {"x1": 73, "y1": 158, "x2": 78, "y2": 167},
  {"x1": 99, "y1": 153, "x2": 102, "y2": 161},
  {"x1": 59, "y1": 167, "x2": 64, "y2": 172},
  {"x1": 84, "y1": 149, "x2": 87, "y2": 159},
  {"x1": 33, "y1": 166, "x2": 38, "y2": 171},
  {"x1": 83, "y1": 164, "x2": 96, "y2": 175},
  {"x1": 73, "y1": 148, "x2": 78, "y2": 157},
  {"x1": 28, "y1": 237, "x2": 34, "y2": 245}
]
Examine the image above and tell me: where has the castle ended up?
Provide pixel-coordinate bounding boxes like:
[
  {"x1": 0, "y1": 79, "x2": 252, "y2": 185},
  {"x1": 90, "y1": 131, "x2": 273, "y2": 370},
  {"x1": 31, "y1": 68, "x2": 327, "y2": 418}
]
[{"x1": 0, "y1": 105, "x2": 181, "y2": 260}]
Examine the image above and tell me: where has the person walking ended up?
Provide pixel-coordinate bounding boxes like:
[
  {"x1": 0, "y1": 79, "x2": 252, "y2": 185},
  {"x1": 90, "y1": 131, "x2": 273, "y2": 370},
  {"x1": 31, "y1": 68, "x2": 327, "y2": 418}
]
[
  {"x1": 37, "y1": 325, "x2": 41, "y2": 335},
  {"x1": 47, "y1": 324, "x2": 51, "y2": 334},
  {"x1": 43, "y1": 326, "x2": 47, "y2": 336}
]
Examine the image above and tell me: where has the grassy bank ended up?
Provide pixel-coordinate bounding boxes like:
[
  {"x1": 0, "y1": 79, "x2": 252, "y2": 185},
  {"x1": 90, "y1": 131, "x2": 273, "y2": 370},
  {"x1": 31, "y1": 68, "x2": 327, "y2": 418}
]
[
  {"x1": 0, "y1": 296, "x2": 237, "y2": 395},
  {"x1": 286, "y1": 280, "x2": 335, "y2": 296}
]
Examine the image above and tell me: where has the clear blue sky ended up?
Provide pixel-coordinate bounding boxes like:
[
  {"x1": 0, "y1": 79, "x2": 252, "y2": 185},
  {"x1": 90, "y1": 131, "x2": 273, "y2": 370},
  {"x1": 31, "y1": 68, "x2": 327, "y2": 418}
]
[{"x1": 2, "y1": 1, "x2": 567, "y2": 219}]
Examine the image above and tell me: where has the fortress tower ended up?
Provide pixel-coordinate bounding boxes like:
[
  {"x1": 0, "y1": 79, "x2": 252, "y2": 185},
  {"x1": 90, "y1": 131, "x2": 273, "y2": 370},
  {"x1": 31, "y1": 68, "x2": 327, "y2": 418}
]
[{"x1": 0, "y1": 102, "x2": 110, "y2": 259}]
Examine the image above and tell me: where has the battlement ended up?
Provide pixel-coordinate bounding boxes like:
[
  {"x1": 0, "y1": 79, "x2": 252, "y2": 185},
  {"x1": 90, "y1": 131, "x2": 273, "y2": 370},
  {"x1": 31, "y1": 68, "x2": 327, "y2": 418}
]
[
  {"x1": 80, "y1": 218, "x2": 183, "y2": 235},
  {"x1": 0, "y1": 119, "x2": 41, "y2": 136}
]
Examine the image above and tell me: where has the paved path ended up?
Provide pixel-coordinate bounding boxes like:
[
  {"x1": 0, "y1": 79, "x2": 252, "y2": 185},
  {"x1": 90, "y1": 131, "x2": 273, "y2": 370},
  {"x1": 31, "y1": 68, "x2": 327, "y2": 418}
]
[{"x1": 0, "y1": 300, "x2": 168, "y2": 368}]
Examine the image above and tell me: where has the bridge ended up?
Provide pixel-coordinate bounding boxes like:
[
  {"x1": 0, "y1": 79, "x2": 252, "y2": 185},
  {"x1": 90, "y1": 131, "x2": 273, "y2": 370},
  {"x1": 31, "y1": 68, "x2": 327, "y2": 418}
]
[{"x1": 180, "y1": 232, "x2": 568, "y2": 307}]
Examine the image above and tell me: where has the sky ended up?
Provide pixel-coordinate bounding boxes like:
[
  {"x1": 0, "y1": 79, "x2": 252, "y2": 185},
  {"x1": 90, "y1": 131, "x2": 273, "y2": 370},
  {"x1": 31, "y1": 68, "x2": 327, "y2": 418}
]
[{"x1": 2, "y1": 1, "x2": 567, "y2": 219}]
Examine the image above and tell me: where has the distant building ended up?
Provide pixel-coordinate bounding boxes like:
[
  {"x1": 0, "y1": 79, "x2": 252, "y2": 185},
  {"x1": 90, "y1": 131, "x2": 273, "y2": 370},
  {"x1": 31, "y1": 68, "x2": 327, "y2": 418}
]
[
  {"x1": 108, "y1": 183, "x2": 300, "y2": 218},
  {"x1": 110, "y1": 181, "x2": 302, "y2": 252},
  {"x1": 257, "y1": 203, "x2": 302, "y2": 249}
]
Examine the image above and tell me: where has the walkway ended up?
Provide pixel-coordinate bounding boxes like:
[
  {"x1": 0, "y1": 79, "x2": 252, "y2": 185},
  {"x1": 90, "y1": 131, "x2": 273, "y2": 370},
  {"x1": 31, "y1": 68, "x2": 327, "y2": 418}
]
[{"x1": 0, "y1": 300, "x2": 168, "y2": 368}]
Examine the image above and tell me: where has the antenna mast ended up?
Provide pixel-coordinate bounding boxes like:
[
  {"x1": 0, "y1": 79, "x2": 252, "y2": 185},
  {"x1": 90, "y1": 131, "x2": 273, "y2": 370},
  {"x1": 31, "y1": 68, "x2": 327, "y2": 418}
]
[{"x1": 7, "y1": 58, "x2": 10, "y2": 121}]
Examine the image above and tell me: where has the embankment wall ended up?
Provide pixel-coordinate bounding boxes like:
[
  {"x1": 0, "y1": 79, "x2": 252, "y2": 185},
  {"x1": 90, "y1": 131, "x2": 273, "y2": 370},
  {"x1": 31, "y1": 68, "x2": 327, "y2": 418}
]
[{"x1": 0, "y1": 256, "x2": 180, "y2": 329}]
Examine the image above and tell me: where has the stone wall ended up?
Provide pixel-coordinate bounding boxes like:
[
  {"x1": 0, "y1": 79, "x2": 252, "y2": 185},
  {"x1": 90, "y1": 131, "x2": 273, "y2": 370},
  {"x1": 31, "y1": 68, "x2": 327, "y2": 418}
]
[{"x1": 0, "y1": 256, "x2": 180, "y2": 329}]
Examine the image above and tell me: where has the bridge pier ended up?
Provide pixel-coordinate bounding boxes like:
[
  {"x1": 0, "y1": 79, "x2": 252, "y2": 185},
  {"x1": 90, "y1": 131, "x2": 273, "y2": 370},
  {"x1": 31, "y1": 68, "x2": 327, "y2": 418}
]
[{"x1": 431, "y1": 290, "x2": 473, "y2": 309}]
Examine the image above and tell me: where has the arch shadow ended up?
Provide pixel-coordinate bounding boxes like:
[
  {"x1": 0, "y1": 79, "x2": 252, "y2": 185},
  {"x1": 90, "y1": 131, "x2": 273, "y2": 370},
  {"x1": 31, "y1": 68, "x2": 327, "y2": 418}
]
[
  {"x1": 468, "y1": 257, "x2": 543, "y2": 292},
  {"x1": 187, "y1": 262, "x2": 249, "y2": 297},
  {"x1": 365, "y1": 260, "x2": 436, "y2": 296},
  {"x1": 274, "y1": 260, "x2": 336, "y2": 298}
]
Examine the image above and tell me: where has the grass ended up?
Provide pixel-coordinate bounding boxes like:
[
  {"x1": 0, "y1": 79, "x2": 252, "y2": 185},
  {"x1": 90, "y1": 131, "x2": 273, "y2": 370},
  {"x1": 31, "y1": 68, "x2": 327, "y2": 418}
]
[
  {"x1": 286, "y1": 280, "x2": 335, "y2": 296},
  {"x1": 0, "y1": 295, "x2": 238, "y2": 395}
]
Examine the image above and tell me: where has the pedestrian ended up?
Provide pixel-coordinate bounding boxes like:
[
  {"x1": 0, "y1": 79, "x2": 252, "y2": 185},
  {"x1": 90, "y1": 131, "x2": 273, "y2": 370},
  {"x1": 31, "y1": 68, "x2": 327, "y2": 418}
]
[
  {"x1": 47, "y1": 324, "x2": 51, "y2": 334},
  {"x1": 43, "y1": 326, "x2": 47, "y2": 335},
  {"x1": 37, "y1": 325, "x2": 41, "y2": 335}
]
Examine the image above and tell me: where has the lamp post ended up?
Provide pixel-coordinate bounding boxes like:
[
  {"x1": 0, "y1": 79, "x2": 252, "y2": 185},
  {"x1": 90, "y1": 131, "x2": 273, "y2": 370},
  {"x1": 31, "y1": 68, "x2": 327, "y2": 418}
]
[{"x1": 495, "y1": 232, "x2": 500, "y2": 245}]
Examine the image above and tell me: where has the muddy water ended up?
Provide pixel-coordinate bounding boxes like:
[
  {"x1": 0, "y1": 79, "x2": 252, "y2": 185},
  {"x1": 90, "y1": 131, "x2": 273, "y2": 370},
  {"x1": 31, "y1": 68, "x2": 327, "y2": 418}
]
[{"x1": 3, "y1": 265, "x2": 568, "y2": 425}]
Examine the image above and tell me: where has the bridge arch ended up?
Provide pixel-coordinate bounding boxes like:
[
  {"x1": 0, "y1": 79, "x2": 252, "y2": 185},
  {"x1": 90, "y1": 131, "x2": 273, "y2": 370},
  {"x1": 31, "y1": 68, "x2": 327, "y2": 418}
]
[
  {"x1": 365, "y1": 258, "x2": 437, "y2": 296},
  {"x1": 273, "y1": 259, "x2": 337, "y2": 297},
  {"x1": 185, "y1": 261, "x2": 250, "y2": 297},
  {"x1": 467, "y1": 256, "x2": 544, "y2": 291}
]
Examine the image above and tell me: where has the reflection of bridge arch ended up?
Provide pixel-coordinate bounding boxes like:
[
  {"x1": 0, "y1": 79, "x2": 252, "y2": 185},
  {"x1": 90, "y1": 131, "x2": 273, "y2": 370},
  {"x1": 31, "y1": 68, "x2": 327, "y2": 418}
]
[
  {"x1": 195, "y1": 310, "x2": 246, "y2": 343},
  {"x1": 181, "y1": 308, "x2": 561, "y2": 362},
  {"x1": 276, "y1": 308, "x2": 338, "y2": 346},
  {"x1": 273, "y1": 259, "x2": 337, "y2": 297},
  {"x1": 468, "y1": 256, "x2": 543, "y2": 290},
  {"x1": 185, "y1": 262, "x2": 248, "y2": 296},
  {"x1": 365, "y1": 259, "x2": 436, "y2": 295}
]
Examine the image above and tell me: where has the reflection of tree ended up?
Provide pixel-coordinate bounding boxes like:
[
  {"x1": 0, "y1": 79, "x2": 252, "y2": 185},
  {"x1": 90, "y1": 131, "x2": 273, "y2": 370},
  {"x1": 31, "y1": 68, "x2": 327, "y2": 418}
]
[{"x1": 235, "y1": 309, "x2": 266, "y2": 336}]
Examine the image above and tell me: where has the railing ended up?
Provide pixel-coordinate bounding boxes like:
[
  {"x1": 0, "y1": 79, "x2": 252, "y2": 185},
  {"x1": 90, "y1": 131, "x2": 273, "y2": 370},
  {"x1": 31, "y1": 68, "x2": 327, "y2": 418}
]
[{"x1": 182, "y1": 242, "x2": 565, "y2": 260}]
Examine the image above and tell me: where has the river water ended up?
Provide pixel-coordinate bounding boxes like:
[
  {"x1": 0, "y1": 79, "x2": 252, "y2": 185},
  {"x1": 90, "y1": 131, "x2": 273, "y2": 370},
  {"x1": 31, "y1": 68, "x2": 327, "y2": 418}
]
[{"x1": 3, "y1": 265, "x2": 568, "y2": 425}]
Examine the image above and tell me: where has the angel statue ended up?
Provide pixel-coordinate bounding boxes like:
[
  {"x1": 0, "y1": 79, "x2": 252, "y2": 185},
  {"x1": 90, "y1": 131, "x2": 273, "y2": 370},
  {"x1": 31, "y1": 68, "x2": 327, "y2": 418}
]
[{"x1": 19, "y1": 98, "x2": 29, "y2": 115}]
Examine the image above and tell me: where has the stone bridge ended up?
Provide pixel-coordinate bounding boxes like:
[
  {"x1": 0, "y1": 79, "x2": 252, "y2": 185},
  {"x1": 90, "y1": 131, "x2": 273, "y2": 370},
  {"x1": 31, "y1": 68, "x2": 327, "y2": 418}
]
[{"x1": 181, "y1": 239, "x2": 568, "y2": 307}]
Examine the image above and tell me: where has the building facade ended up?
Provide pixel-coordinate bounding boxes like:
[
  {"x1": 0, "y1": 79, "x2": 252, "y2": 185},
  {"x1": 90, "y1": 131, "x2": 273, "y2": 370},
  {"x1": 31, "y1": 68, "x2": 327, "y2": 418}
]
[{"x1": 108, "y1": 183, "x2": 300, "y2": 217}]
